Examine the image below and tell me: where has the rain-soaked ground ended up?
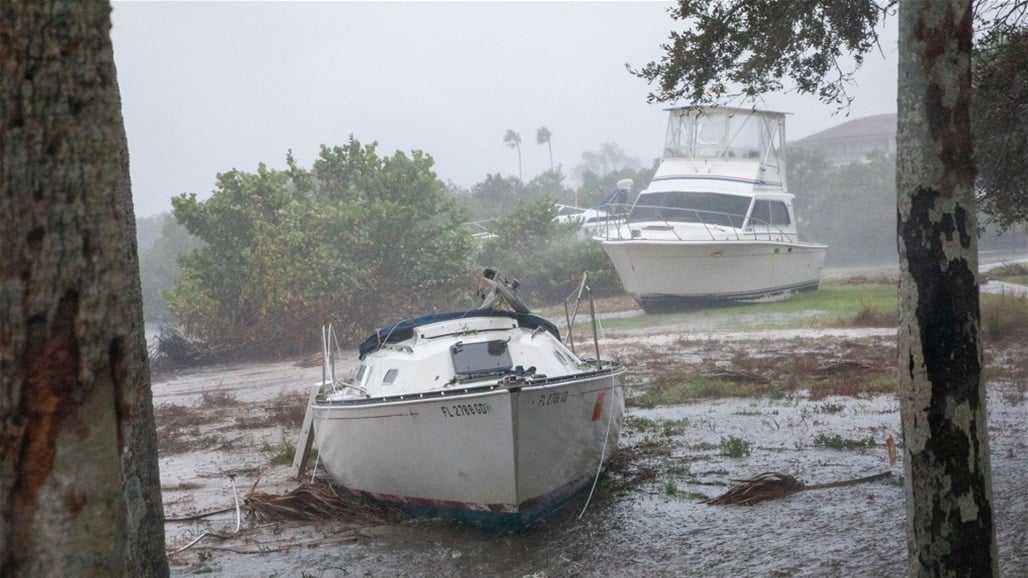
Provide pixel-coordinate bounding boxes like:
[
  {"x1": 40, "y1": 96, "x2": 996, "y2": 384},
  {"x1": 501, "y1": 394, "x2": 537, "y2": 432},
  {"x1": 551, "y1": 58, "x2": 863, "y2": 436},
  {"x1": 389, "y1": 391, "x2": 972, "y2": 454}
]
[
  {"x1": 304, "y1": 391, "x2": 1025, "y2": 578},
  {"x1": 155, "y1": 314, "x2": 1028, "y2": 577}
]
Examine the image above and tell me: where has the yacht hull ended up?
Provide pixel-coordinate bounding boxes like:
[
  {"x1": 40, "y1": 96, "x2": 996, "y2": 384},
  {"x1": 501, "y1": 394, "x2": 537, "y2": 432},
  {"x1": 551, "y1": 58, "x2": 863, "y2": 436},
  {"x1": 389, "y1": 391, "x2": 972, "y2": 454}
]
[{"x1": 602, "y1": 239, "x2": 827, "y2": 311}]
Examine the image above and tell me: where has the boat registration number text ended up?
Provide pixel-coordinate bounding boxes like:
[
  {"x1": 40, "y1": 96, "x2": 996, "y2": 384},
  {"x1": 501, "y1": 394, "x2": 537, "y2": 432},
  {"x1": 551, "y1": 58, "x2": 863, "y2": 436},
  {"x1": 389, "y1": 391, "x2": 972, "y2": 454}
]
[
  {"x1": 531, "y1": 391, "x2": 568, "y2": 407},
  {"x1": 440, "y1": 402, "x2": 492, "y2": 418}
]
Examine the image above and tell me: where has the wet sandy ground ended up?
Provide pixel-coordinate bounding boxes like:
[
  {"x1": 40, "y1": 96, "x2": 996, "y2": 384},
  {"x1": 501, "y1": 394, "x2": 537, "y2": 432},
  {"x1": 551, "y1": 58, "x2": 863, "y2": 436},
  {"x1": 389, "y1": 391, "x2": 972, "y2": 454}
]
[{"x1": 155, "y1": 320, "x2": 1027, "y2": 577}]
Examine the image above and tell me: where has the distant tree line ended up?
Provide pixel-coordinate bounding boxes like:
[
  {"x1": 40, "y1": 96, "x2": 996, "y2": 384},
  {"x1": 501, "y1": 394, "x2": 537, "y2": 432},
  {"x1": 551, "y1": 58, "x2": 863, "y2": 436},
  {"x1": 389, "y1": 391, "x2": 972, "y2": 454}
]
[
  {"x1": 139, "y1": 139, "x2": 655, "y2": 358},
  {"x1": 788, "y1": 147, "x2": 897, "y2": 266},
  {"x1": 789, "y1": 141, "x2": 1025, "y2": 268}
]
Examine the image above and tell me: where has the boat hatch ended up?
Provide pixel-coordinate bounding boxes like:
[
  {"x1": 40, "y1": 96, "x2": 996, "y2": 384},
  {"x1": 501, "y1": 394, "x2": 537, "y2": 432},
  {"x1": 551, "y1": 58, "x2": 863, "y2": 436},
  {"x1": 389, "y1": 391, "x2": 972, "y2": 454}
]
[
  {"x1": 451, "y1": 340, "x2": 513, "y2": 375},
  {"x1": 418, "y1": 316, "x2": 517, "y2": 340}
]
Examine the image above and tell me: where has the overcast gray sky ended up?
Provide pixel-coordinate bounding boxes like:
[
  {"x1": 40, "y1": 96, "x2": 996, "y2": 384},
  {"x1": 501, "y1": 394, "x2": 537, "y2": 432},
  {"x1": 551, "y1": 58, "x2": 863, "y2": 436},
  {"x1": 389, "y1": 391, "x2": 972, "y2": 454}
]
[{"x1": 110, "y1": 1, "x2": 899, "y2": 217}]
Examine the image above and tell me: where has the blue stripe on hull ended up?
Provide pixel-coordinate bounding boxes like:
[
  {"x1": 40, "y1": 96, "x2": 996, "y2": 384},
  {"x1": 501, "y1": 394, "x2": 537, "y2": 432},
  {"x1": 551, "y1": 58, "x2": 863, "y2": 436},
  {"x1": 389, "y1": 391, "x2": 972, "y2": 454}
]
[{"x1": 334, "y1": 472, "x2": 599, "y2": 532}]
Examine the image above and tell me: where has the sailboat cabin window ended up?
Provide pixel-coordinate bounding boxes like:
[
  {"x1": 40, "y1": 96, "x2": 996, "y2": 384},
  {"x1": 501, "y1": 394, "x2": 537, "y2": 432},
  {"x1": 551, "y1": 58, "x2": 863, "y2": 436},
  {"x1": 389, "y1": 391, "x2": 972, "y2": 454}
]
[
  {"x1": 451, "y1": 340, "x2": 513, "y2": 375},
  {"x1": 356, "y1": 365, "x2": 370, "y2": 388},
  {"x1": 553, "y1": 350, "x2": 569, "y2": 366}
]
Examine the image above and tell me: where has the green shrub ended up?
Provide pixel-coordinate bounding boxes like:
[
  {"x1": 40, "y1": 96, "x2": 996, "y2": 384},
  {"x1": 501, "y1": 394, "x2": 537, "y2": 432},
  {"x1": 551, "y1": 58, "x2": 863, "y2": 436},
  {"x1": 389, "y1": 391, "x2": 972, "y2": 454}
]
[
  {"x1": 812, "y1": 433, "x2": 876, "y2": 449},
  {"x1": 719, "y1": 435, "x2": 752, "y2": 457},
  {"x1": 264, "y1": 438, "x2": 297, "y2": 466},
  {"x1": 663, "y1": 479, "x2": 678, "y2": 496}
]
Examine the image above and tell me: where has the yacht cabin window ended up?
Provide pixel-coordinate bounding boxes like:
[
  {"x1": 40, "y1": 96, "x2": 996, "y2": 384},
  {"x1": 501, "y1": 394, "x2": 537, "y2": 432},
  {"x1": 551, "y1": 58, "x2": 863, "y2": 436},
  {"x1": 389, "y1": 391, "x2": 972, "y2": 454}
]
[
  {"x1": 628, "y1": 192, "x2": 752, "y2": 228},
  {"x1": 749, "y1": 200, "x2": 791, "y2": 227}
]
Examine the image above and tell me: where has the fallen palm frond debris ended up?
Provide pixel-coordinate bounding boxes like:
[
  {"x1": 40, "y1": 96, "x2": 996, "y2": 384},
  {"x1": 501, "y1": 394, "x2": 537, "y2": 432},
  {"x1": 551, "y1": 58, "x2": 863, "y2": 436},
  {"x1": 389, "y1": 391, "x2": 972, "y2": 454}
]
[
  {"x1": 704, "y1": 471, "x2": 892, "y2": 506},
  {"x1": 149, "y1": 326, "x2": 214, "y2": 370},
  {"x1": 166, "y1": 479, "x2": 402, "y2": 558},
  {"x1": 244, "y1": 481, "x2": 373, "y2": 523}
]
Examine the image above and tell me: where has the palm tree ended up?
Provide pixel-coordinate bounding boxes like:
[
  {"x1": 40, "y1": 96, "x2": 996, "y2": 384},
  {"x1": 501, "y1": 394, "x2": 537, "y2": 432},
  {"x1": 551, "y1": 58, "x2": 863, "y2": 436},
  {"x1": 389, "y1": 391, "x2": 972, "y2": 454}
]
[
  {"x1": 503, "y1": 129, "x2": 522, "y2": 180},
  {"x1": 536, "y1": 126, "x2": 553, "y2": 172}
]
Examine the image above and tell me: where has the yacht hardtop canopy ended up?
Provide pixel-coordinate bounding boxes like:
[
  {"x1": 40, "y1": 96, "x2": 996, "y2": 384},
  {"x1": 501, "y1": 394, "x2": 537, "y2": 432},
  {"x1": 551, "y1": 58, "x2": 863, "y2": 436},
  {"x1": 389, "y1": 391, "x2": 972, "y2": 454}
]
[{"x1": 660, "y1": 106, "x2": 788, "y2": 189}]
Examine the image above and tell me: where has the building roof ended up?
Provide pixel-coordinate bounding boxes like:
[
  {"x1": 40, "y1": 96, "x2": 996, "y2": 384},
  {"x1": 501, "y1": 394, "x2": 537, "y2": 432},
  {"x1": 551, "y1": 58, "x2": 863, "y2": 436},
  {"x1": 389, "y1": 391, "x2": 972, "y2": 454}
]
[{"x1": 793, "y1": 113, "x2": 897, "y2": 145}]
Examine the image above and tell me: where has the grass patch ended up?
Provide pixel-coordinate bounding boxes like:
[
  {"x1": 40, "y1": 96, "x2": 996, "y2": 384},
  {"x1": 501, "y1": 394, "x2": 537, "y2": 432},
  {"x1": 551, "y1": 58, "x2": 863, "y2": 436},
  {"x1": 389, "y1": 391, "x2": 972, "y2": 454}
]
[
  {"x1": 812, "y1": 433, "x2": 876, "y2": 450},
  {"x1": 631, "y1": 341, "x2": 897, "y2": 406},
  {"x1": 154, "y1": 402, "x2": 197, "y2": 428},
  {"x1": 851, "y1": 297, "x2": 895, "y2": 327},
  {"x1": 981, "y1": 291, "x2": 1028, "y2": 341},
  {"x1": 155, "y1": 402, "x2": 222, "y2": 455},
  {"x1": 625, "y1": 415, "x2": 689, "y2": 437},
  {"x1": 632, "y1": 367, "x2": 779, "y2": 408},
  {"x1": 201, "y1": 390, "x2": 239, "y2": 407},
  {"x1": 809, "y1": 372, "x2": 897, "y2": 399},
  {"x1": 580, "y1": 280, "x2": 898, "y2": 333},
  {"x1": 719, "y1": 435, "x2": 752, "y2": 457},
  {"x1": 658, "y1": 418, "x2": 690, "y2": 437},
  {"x1": 267, "y1": 390, "x2": 309, "y2": 428},
  {"x1": 264, "y1": 438, "x2": 297, "y2": 466},
  {"x1": 663, "y1": 479, "x2": 678, "y2": 496},
  {"x1": 985, "y1": 262, "x2": 1028, "y2": 283},
  {"x1": 624, "y1": 414, "x2": 659, "y2": 432},
  {"x1": 815, "y1": 401, "x2": 845, "y2": 414}
]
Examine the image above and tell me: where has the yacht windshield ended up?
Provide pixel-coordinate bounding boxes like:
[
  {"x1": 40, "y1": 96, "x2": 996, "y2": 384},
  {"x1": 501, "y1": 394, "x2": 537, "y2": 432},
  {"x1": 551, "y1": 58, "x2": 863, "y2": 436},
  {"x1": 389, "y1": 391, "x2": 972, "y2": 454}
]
[{"x1": 628, "y1": 192, "x2": 752, "y2": 227}]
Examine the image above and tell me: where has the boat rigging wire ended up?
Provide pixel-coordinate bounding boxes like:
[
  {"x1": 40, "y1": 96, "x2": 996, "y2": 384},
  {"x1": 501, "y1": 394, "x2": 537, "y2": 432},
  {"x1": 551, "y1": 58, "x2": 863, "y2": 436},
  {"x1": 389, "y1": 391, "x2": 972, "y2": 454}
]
[{"x1": 578, "y1": 284, "x2": 619, "y2": 520}]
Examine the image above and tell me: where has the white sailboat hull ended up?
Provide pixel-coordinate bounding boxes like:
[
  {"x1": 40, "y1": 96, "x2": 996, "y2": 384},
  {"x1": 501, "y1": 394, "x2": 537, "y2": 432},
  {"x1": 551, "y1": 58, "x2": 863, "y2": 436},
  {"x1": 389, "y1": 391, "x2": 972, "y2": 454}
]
[{"x1": 312, "y1": 370, "x2": 625, "y2": 528}]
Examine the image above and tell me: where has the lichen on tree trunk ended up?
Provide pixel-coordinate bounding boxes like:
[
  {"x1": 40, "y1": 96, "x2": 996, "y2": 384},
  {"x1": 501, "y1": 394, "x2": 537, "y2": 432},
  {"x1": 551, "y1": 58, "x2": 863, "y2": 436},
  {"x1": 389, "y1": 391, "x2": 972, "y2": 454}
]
[{"x1": 896, "y1": 0, "x2": 998, "y2": 575}]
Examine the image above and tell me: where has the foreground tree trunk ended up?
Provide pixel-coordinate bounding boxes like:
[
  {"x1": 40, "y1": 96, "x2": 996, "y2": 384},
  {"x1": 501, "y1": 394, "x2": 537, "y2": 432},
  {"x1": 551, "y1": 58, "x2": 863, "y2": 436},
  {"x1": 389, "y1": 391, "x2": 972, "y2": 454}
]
[
  {"x1": 0, "y1": 1, "x2": 168, "y2": 576},
  {"x1": 896, "y1": 1, "x2": 998, "y2": 575},
  {"x1": 110, "y1": 53, "x2": 170, "y2": 578}
]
